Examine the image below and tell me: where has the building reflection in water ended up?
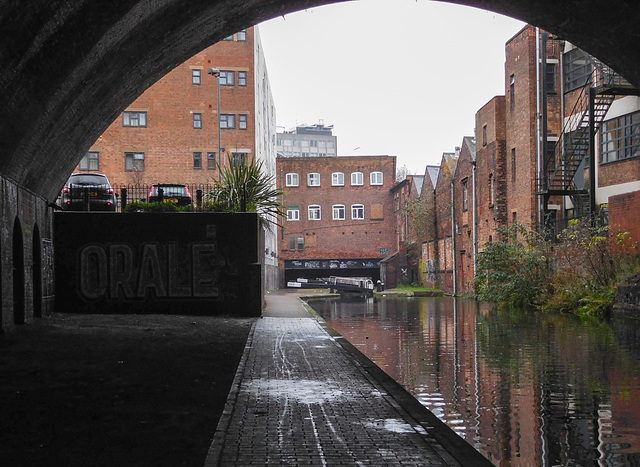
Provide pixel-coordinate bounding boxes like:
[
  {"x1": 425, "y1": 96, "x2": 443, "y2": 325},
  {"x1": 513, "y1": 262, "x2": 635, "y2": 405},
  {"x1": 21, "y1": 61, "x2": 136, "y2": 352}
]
[{"x1": 310, "y1": 296, "x2": 640, "y2": 466}]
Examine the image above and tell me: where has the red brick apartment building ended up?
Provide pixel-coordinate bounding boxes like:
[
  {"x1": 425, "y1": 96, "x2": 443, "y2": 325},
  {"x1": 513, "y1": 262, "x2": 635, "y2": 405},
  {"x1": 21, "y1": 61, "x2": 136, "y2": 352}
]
[
  {"x1": 82, "y1": 26, "x2": 275, "y2": 189},
  {"x1": 416, "y1": 25, "x2": 640, "y2": 295},
  {"x1": 77, "y1": 26, "x2": 280, "y2": 289},
  {"x1": 277, "y1": 155, "x2": 396, "y2": 285}
]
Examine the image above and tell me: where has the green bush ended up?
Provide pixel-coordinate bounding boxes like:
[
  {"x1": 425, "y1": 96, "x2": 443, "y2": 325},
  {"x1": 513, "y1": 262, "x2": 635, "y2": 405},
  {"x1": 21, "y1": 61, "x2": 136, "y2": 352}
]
[
  {"x1": 123, "y1": 201, "x2": 192, "y2": 213},
  {"x1": 474, "y1": 223, "x2": 551, "y2": 308}
]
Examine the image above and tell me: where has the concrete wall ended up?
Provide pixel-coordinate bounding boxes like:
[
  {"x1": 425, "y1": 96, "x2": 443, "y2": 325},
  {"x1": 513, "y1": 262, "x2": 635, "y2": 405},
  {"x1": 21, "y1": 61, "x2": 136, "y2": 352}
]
[{"x1": 54, "y1": 212, "x2": 263, "y2": 316}]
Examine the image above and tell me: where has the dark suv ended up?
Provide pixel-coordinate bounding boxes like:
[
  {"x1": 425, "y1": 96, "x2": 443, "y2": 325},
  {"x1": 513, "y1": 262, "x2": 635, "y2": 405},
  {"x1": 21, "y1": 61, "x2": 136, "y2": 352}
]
[
  {"x1": 148, "y1": 184, "x2": 192, "y2": 206},
  {"x1": 61, "y1": 173, "x2": 117, "y2": 211}
]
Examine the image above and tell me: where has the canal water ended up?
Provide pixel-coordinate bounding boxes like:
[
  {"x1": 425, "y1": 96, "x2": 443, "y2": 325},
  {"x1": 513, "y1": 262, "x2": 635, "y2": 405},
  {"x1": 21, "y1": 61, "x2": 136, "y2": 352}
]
[{"x1": 307, "y1": 296, "x2": 640, "y2": 466}]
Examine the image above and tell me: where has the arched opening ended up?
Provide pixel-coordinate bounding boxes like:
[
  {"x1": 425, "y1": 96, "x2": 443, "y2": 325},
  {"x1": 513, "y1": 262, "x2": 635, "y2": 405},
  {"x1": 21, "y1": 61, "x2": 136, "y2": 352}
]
[
  {"x1": 12, "y1": 218, "x2": 25, "y2": 325},
  {"x1": 32, "y1": 225, "x2": 42, "y2": 318}
]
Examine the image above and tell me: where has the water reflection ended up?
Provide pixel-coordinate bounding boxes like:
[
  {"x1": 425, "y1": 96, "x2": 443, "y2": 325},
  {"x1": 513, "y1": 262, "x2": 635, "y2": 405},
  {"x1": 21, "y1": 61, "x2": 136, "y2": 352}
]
[{"x1": 308, "y1": 296, "x2": 640, "y2": 466}]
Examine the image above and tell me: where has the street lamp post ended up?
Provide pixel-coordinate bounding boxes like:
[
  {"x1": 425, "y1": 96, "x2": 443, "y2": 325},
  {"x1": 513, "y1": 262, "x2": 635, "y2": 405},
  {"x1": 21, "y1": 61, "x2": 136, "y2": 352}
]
[{"x1": 208, "y1": 68, "x2": 222, "y2": 180}]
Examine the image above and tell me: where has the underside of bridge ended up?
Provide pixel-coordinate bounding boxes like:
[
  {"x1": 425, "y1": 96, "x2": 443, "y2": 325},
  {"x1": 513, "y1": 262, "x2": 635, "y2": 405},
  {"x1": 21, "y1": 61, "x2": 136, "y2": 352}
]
[{"x1": 0, "y1": 0, "x2": 639, "y2": 324}]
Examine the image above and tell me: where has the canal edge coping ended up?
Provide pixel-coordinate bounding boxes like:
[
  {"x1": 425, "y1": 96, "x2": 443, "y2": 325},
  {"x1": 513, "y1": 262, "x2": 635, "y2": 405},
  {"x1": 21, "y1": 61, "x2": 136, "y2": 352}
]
[{"x1": 300, "y1": 296, "x2": 494, "y2": 467}]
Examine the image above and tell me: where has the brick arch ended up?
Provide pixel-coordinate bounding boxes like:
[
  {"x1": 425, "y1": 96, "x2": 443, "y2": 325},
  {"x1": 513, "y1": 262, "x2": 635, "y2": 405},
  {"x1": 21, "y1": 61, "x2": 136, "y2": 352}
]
[{"x1": 0, "y1": 0, "x2": 639, "y2": 202}]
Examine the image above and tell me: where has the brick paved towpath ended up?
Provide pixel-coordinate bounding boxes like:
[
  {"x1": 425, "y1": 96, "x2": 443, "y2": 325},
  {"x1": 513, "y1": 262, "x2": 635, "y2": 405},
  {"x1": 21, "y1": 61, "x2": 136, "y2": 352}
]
[{"x1": 204, "y1": 290, "x2": 491, "y2": 466}]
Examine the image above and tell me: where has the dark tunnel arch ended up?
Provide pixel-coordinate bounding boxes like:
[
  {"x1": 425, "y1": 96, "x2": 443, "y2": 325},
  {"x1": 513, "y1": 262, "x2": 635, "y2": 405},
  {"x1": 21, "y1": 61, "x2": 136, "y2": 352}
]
[{"x1": 1, "y1": 0, "x2": 639, "y2": 203}]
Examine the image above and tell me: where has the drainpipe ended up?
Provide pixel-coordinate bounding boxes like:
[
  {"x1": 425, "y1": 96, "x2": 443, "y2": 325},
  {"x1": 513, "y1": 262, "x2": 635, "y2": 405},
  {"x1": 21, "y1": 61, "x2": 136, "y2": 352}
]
[
  {"x1": 451, "y1": 180, "x2": 457, "y2": 296},
  {"x1": 472, "y1": 160, "x2": 477, "y2": 278},
  {"x1": 535, "y1": 27, "x2": 543, "y2": 228}
]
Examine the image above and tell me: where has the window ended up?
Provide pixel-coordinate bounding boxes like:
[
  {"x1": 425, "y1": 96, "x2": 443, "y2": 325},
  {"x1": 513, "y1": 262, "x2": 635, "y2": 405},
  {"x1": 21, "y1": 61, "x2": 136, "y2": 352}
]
[
  {"x1": 601, "y1": 111, "x2": 640, "y2": 163},
  {"x1": 308, "y1": 205, "x2": 321, "y2": 220},
  {"x1": 509, "y1": 74, "x2": 515, "y2": 111},
  {"x1": 219, "y1": 71, "x2": 235, "y2": 86},
  {"x1": 79, "y1": 151, "x2": 99, "y2": 171},
  {"x1": 287, "y1": 206, "x2": 300, "y2": 221},
  {"x1": 237, "y1": 29, "x2": 247, "y2": 41},
  {"x1": 351, "y1": 172, "x2": 363, "y2": 186},
  {"x1": 193, "y1": 152, "x2": 202, "y2": 169},
  {"x1": 511, "y1": 148, "x2": 517, "y2": 182},
  {"x1": 310, "y1": 140, "x2": 318, "y2": 147},
  {"x1": 193, "y1": 113, "x2": 202, "y2": 129},
  {"x1": 231, "y1": 153, "x2": 247, "y2": 167},
  {"x1": 482, "y1": 125, "x2": 487, "y2": 146},
  {"x1": 123, "y1": 111, "x2": 147, "y2": 127},
  {"x1": 462, "y1": 178, "x2": 469, "y2": 211},
  {"x1": 370, "y1": 171, "x2": 383, "y2": 185},
  {"x1": 308, "y1": 173, "x2": 320, "y2": 186},
  {"x1": 545, "y1": 62, "x2": 557, "y2": 93},
  {"x1": 223, "y1": 34, "x2": 234, "y2": 41},
  {"x1": 220, "y1": 114, "x2": 235, "y2": 129},
  {"x1": 564, "y1": 48, "x2": 591, "y2": 93},
  {"x1": 332, "y1": 172, "x2": 344, "y2": 186},
  {"x1": 239, "y1": 114, "x2": 248, "y2": 130},
  {"x1": 238, "y1": 71, "x2": 247, "y2": 86},
  {"x1": 289, "y1": 237, "x2": 295, "y2": 251},
  {"x1": 207, "y1": 152, "x2": 216, "y2": 170},
  {"x1": 332, "y1": 204, "x2": 345, "y2": 220},
  {"x1": 297, "y1": 237, "x2": 304, "y2": 251},
  {"x1": 125, "y1": 152, "x2": 145, "y2": 172},
  {"x1": 286, "y1": 173, "x2": 299, "y2": 187},
  {"x1": 351, "y1": 204, "x2": 365, "y2": 220},
  {"x1": 192, "y1": 69, "x2": 201, "y2": 85}
]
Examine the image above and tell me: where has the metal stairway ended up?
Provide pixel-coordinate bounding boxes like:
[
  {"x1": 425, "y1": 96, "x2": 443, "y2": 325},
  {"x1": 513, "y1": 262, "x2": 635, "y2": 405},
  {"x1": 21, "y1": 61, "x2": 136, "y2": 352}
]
[{"x1": 540, "y1": 57, "x2": 638, "y2": 216}]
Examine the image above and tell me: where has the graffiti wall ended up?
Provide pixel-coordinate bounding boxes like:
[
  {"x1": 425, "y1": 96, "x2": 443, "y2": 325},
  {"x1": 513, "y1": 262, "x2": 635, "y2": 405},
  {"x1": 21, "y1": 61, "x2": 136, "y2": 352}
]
[{"x1": 54, "y1": 212, "x2": 262, "y2": 316}]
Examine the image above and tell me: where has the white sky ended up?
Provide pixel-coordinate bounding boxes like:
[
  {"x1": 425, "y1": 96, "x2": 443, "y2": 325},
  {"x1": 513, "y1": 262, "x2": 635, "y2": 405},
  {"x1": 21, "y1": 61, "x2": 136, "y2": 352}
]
[{"x1": 258, "y1": 0, "x2": 525, "y2": 174}]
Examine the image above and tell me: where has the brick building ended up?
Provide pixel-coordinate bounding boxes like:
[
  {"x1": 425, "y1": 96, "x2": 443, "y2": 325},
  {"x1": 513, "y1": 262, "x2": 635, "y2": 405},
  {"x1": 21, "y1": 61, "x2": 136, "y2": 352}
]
[
  {"x1": 422, "y1": 151, "x2": 458, "y2": 292},
  {"x1": 387, "y1": 174, "x2": 425, "y2": 286},
  {"x1": 79, "y1": 26, "x2": 280, "y2": 289},
  {"x1": 452, "y1": 137, "x2": 477, "y2": 294},
  {"x1": 416, "y1": 25, "x2": 640, "y2": 295},
  {"x1": 277, "y1": 155, "x2": 396, "y2": 285}
]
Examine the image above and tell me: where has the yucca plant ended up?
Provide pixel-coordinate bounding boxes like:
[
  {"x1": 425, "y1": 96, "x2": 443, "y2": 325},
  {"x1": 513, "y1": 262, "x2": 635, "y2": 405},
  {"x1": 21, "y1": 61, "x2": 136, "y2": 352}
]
[{"x1": 205, "y1": 156, "x2": 285, "y2": 227}]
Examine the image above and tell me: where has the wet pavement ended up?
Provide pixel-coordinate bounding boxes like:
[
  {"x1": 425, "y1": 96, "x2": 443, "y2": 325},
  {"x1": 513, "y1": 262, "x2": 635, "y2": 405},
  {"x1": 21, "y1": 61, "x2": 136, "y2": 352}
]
[{"x1": 204, "y1": 291, "x2": 491, "y2": 466}]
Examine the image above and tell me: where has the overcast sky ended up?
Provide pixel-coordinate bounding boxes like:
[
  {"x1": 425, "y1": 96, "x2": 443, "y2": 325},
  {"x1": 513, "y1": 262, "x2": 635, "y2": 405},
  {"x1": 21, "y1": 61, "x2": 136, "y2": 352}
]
[{"x1": 258, "y1": 0, "x2": 525, "y2": 174}]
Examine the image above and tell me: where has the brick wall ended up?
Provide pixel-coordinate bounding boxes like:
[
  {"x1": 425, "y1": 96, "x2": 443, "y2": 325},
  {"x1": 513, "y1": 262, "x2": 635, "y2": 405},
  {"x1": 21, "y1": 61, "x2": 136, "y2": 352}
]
[
  {"x1": 277, "y1": 155, "x2": 396, "y2": 271},
  {"x1": 475, "y1": 96, "x2": 508, "y2": 249},
  {"x1": 453, "y1": 138, "x2": 476, "y2": 293},
  {"x1": 609, "y1": 190, "x2": 640, "y2": 251},
  {"x1": 88, "y1": 29, "x2": 257, "y2": 188}
]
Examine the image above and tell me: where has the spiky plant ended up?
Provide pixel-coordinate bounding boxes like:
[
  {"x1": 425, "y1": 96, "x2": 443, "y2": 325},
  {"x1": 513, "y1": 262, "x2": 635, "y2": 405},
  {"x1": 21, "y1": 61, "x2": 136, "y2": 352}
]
[{"x1": 205, "y1": 156, "x2": 285, "y2": 227}]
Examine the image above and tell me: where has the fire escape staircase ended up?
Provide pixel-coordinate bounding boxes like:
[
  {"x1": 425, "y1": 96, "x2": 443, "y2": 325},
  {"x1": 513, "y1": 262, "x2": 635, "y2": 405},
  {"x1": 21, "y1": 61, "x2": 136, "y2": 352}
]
[{"x1": 539, "y1": 58, "x2": 640, "y2": 216}]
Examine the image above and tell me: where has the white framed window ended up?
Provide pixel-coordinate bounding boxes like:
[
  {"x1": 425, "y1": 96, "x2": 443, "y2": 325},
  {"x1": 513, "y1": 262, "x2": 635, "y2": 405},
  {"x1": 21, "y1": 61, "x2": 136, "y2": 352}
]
[
  {"x1": 332, "y1": 172, "x2": 344, "y2": 186},
  {"x1": 237, "y1": 29, "x2": 247, "y2": 41},
  {"x1": 307, "y1": 173, "x2": 320, "y2": 186},
  {"x1": 287, "y1": 206, "x2": 300, "y2": 221},
  {"x1": 308, "y1": 205, "x2": 321, "y2": 220},
  {"x1": 370, "y1": 171, "x2": 383, "y2": 185},
  {"x1": 332, "y1": 204, "x2": 345, "y2": 220},
  {"x1": 351, "y1": 172, "x2": 363, "y2": 186},
  {"x1": 192, "y1": 69, "x2": 201, "y2": 85},
  {"x1": 286, "y1": 173, "x2": 299, "y2": 187},
  {"x1": 351, "y1": 204, "x2": 364, "y2": 220}
]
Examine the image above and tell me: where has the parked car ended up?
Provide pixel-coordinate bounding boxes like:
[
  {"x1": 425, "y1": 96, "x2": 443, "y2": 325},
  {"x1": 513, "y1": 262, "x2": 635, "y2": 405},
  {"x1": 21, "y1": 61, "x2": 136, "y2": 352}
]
[
  {"x1": 147, "y1": 184, "x2": 192, "y2": 206},
  {"x1": 61, "y1": 173, "x2": 117, "y2": 211}
]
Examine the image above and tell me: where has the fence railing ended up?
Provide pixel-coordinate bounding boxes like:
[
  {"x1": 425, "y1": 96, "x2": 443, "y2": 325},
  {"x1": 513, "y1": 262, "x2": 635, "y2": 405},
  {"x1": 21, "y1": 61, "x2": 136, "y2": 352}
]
[{"x1": 112, "y1": 183, "x2": 216, "y2": 211}]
